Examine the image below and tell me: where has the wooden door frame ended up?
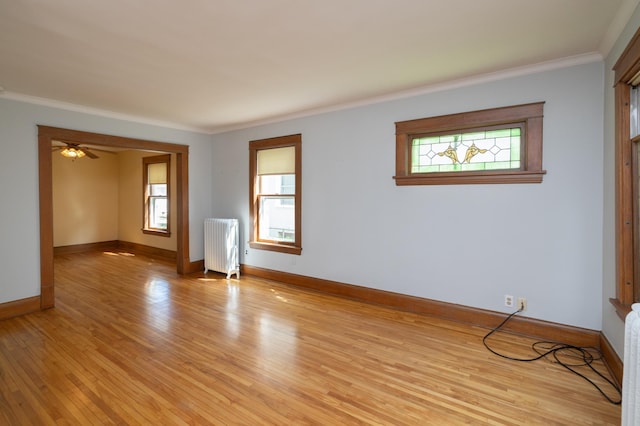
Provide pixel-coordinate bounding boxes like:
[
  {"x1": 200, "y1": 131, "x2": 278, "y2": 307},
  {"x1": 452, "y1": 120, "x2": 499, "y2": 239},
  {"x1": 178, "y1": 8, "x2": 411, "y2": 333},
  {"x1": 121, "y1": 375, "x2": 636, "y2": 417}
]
[{"x1": 38, "y1": 125, "x2": 191, "y2": 309}]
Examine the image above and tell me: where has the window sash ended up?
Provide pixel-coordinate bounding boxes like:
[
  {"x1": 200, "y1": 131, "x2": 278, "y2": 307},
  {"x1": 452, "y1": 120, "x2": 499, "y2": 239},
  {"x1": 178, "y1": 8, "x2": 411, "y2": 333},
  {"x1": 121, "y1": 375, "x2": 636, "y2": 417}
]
[
  {"x1": 148, "y1": 196, "x2": 168, "y2": 230},
  {"x1": 409, "y1": 124, "x2": 524, "y2": 174},
  {"x1": 257, "y1": 195, "x2": 295, "y2": 243}
]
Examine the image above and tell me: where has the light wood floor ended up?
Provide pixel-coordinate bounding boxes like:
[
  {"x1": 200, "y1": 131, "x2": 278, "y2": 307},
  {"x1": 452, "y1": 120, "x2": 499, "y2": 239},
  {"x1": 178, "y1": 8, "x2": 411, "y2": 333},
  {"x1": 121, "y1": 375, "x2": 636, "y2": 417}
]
[{"x1": 0, "y1": 251, "x2": 621, "y2": 425}]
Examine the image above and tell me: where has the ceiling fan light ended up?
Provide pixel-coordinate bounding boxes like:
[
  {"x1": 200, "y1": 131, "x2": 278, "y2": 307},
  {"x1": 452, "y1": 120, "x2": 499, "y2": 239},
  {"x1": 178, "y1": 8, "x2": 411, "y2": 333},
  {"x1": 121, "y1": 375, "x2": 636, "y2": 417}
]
[{"x1": 60, "y1": 147, "x2": 85, "y2": 159}]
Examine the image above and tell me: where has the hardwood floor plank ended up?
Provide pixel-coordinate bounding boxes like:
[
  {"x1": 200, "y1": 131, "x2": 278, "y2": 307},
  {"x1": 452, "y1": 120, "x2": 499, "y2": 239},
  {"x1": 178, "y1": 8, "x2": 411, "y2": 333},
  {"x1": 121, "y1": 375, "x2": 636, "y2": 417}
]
[{"x1": 0, "y1": 251, "x2": 622, "y2": 424}]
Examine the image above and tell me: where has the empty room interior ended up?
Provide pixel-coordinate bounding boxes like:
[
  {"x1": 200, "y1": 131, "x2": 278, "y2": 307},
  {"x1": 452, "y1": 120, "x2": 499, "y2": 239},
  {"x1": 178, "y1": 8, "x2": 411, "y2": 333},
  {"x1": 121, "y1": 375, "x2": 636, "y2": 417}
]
[{"x1": 4, "y1": 1, "x2": 640, "y2": 424}]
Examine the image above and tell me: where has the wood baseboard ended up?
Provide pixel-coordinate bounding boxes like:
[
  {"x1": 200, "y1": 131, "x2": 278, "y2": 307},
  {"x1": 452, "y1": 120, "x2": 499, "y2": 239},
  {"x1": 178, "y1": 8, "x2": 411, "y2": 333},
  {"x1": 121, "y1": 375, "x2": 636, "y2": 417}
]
[
  {"x1": 115, "y1": 241, "x2": 176, "y2": 261},
  {"x1": 600, "y1": 333, "x2": 623, "y2": 387},
  {"x1": 54, "y1": 240, "x2": 176, "y2": 261},
  {"x1": 242, "y1": 264, "x2": 629, "y2": 383},
  {"x1": 186, "y1": 259, "x2": 205, "y2": 274},
  {"x1": 54, "y1": 241, "x2": 119, "y2": 255},
  {"x1": 241, "y1": 265, "x2": 600, "y2": 348},
  {"x1": 0, "y1": 296, "x2": 41, "y2": 320}
]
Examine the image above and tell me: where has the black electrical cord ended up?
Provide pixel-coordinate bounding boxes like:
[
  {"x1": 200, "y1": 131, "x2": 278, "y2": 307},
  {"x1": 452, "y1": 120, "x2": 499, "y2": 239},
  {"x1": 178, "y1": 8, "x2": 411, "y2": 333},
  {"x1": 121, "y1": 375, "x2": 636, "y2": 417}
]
[{"x1": 482, "y1": 308, "x2": 622, "y2": 405}]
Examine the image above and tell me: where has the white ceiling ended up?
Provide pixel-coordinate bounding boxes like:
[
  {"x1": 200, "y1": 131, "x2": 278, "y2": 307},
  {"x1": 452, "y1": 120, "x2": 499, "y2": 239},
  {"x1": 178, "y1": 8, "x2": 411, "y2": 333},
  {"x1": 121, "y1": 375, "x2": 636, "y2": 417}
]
[{"x1": 0, "y1": 0, "x2": 637, "y2": 134}]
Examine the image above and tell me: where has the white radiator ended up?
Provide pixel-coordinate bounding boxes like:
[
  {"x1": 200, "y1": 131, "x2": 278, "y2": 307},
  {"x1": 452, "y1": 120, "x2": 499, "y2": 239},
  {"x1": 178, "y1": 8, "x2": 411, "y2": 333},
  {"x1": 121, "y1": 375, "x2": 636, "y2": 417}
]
[
  {"x1": 623, "y1": 303, "x2": 640, "y2": 425},
  {"x1": 204, "y1": 218, "x2": 240, "y2": 279}
]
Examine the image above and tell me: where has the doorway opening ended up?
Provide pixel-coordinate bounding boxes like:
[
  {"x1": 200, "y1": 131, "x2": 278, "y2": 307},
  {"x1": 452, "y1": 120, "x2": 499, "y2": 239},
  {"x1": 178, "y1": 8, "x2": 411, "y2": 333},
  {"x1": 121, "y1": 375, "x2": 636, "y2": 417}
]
[{"x1": 38, "y1": 125, "x2": 191, "y2": 309}]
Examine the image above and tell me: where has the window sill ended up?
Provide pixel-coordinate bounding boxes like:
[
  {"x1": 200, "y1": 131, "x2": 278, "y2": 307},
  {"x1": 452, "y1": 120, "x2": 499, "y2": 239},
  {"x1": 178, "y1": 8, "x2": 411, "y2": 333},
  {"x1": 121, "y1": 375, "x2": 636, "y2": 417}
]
[
  {"x1": 143, "y1": 229, "x2": 171, "y2": 238},
  {"x1": 249, "y1": 241, "x2": 302, "y2": 255},
  {"x1": 609, "y1": 297, "x2": 632, "y2": 321},
  {"x1": 393, "y1": 170, "x2": 546, "y2": 185}
]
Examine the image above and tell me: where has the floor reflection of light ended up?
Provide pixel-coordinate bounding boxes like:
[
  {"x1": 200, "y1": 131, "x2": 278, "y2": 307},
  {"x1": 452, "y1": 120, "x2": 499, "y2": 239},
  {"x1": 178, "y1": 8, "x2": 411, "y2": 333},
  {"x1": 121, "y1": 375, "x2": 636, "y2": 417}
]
[
  {"x1": 197, "y1": 278, "x2": 222, "y2": 282},
  {"x1": 144, "y1": 278, "x2": 172, "y2": 333},
  {"x1": 225, "y1": 282, "x2": 240, "y2": 338},
  {"x1": 258, "y1": 313, "x2": 297, "y2": 371},
  {"x1": 102, "y1": 251, "x2": 135, "y2": 257},
  {"x1": 270, "y1": 288, "x2": 289, "y2": 303}
]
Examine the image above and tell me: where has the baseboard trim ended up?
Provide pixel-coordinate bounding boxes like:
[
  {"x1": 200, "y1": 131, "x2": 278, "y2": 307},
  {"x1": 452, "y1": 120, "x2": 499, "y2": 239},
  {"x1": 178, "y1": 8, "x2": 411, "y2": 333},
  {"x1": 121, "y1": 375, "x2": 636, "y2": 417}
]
[
  {"x1": 0, "y1": 296, "x2": 41, "y2": 320},
  {"x1": 116, "y1": 241, "x2": 177, "y2": 261},
  {"x1": 187, "y1": 259, "x2": 205, "y2": 274},
  {"x1": 54, "y1": 240, "x2": 119, "y2": 255},
  {"x1": 54, "y1": 240, "x2": 176, "y2": 261},
  {"x1": 599, "y1": 333, "x2": 623, "y2": 387},
  {"x1": 242, "y1": 265, "x2": 600, "y2": 348}
]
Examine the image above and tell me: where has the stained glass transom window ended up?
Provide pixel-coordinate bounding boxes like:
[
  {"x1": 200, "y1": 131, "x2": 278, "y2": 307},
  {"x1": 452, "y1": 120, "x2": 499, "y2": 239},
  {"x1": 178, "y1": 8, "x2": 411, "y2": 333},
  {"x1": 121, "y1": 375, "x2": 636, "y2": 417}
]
[{"x1": 411, "y1": 127, "x2": 522, "y2": 173}]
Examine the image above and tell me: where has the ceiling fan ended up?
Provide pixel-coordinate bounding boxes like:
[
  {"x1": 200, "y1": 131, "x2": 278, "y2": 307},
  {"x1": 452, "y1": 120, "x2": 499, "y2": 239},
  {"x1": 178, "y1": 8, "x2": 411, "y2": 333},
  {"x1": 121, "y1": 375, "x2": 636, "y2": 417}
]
[{"x1": 52, "y1": 141, "x2": 102, "y2": 159}]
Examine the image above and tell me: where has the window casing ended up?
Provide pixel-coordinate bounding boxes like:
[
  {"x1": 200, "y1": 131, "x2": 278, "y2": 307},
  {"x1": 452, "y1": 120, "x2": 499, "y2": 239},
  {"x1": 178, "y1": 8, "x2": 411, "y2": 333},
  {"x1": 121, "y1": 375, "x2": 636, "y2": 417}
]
[
  {"x1": 249, "y1": 134, "x2": 302, "y2": 255},
  {"x1": 394, "y1": 102, "x2": 546, "y2": 185},
  {"x1": 143, "y1": 154, "x2": 171, "y2": 237},
  {"x1": 611, "y1": 26, "x2": 640, "y2": 319}
]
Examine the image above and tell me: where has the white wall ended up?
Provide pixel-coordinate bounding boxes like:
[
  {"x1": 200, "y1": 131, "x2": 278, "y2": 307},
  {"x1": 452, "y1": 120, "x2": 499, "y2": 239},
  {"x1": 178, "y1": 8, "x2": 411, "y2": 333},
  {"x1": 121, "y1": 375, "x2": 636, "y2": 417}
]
[
  {"x1": 0, "y1": 98, "x2": 212, "y2": 304},
  {"x1": 211, "y1": 61, "x2": 606, "y2": 330},
  {"x1": 602, "y1": 6, "x2": 640, "y2": 357}
]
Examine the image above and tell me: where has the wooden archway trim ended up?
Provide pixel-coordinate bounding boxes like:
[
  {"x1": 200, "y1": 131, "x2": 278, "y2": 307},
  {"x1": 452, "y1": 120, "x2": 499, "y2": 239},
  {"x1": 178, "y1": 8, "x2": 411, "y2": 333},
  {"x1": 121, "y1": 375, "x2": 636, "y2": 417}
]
[{"x1": 38, "y1": 125, "x2": 190, "y2": 309}]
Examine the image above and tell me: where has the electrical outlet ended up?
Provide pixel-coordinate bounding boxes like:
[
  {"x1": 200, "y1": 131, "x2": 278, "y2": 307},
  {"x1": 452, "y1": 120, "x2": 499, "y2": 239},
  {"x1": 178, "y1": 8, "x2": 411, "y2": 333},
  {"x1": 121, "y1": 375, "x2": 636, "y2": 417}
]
[
  {"x1": 504, "y1": 294, "x2": 514, "y2": 308},
  {"x1": 245, "y1": 249, "x2": 248, "y2": 255},
  {"x1": 518, "y1": 297, "x2": 527, "y2": 311}
]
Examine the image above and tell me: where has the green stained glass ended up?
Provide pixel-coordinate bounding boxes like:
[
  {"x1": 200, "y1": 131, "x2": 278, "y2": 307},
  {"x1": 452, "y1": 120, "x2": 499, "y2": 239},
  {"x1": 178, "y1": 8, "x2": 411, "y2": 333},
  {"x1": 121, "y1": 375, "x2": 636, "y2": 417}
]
[
  {"x1": 511, "y1": 136, "x2": 520, "y2": 161},
  {"x1": 461, "y1": 163, "x2": 485, "y2": 171},
  {"x1": 438, "y1": 135, "x2": 457, "y2": 144},
  {"x1": 412, "y1": 144, "x2": 421, "y2": 162},
  {"x1": 410, "y1": 126, "x2": 522, "y2": 174},
  {"x1": 486, "y1": 129, "x2": 511, "y2": 138},
  {"x1": 462, "y1": 132, "x2": 485, "y2": 141},
  {"x1": 484, "y1": 161, "x2": 512, "y2": 170}
]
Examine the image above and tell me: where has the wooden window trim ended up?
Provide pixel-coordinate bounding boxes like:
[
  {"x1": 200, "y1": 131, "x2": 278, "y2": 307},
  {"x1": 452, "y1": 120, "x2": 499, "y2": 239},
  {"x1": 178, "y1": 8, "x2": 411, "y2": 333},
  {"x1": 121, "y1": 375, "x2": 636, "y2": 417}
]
[
  {"x1": 394, "y1": 102, "x2": 546, "y2": 185},
  {"x1": 610, "y1": 26, "x2": 640, "y2": 319},
  {"x1": 249, "y1": 134, "x2": 302, "y2": 255},
  {"x1": 142, "y1": 154, "x2": 171, "y2": 237}
]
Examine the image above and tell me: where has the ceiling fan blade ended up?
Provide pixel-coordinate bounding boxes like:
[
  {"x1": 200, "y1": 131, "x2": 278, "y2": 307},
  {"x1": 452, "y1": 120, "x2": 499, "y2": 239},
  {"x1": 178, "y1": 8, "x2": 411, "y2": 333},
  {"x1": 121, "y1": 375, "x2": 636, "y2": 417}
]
[{"x1": 82, "y1": 148, "x2": 99, "y2": 159}]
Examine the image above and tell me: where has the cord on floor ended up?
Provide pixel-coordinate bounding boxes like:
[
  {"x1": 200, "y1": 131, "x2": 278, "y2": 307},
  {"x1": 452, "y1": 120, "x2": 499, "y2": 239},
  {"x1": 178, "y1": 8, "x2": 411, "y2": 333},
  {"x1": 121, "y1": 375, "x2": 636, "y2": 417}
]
[{"x1": 482, "y1": 308, "x2": 622, "y2": 405}]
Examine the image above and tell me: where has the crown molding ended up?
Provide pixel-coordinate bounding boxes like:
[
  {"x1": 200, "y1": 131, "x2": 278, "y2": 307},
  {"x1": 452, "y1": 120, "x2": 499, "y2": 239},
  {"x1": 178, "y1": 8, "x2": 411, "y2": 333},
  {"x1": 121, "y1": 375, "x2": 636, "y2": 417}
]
[
  {"x1": 1, "y1": 53, "x2": 603, "y2": 136},
  {"x1": 210, "y1": 53, "x2": 603, "y2": 134},
  {"x1": 0, "y1": 91, "x2": 208, "y2": 134}
]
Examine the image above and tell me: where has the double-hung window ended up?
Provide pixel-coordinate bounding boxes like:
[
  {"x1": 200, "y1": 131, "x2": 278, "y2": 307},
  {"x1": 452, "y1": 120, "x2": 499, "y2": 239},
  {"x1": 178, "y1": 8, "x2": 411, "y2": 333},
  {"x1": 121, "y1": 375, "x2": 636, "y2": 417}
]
[
  {"x1": 249, "y1": 134, "x2": 301, "y2": 254},
  {"x1": 143, "y1": 154, "x2": 170, "y2": 236}
]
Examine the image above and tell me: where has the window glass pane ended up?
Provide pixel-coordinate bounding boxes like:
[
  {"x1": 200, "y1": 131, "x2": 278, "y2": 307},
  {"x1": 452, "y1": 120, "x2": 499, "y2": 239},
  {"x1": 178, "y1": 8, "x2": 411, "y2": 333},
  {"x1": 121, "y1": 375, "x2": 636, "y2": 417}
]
[
  {"x1": 150, "y1": 183, "x2": 167, "y2": 196},
  {"x1": 259, "y1": 174, "x2": 294, "y2": 194},
  {"x1": 149, "y1": 197, "x2": 168, "y2": 229},
  {"x1": 411, "y1": 126, "x2": 523, "y2": 173},
  {"x1": 259, "y1": 196, "x2": 295, "y2": 242}
]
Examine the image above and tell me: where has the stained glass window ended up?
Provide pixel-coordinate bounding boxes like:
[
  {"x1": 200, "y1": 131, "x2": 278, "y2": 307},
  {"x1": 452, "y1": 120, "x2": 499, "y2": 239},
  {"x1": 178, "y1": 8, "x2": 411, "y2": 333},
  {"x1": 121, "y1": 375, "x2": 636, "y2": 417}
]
[{"x1": 411, "y1": 126, "x2": 522, "y2": 173}]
